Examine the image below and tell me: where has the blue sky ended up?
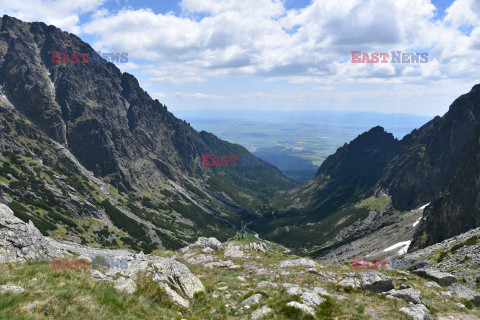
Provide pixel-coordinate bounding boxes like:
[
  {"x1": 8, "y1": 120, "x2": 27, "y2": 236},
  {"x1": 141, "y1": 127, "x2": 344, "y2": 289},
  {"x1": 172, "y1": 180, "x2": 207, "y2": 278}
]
[{"x1": 2, "y1": 0, "x2": 480, "y2": 116}]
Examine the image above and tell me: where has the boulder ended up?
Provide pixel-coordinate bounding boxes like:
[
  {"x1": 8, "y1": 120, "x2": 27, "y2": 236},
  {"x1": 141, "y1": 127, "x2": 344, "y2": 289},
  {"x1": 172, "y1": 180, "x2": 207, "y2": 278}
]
[
  {"x1": 201, "y1": 247, "x2": 214, "y2": 254},
  {"x1": 160, "y1": 283, "x2": 190, "y2": 308},
  {"x1": 0, "y1": 203, "x2": 59, "y2": 262},
  {"x1": 300, "y1": 292, "x2": 326, "y2": 307},
  {"x1": 286, "y1": 301, "x2": 315, "y2": 315},
  {"x1": 448, "y1": 283, "x2": 480, "y2": 306},
  {"x1": 305, "y1": 267, "x2": 318, "y2": 274},
  {"x1": 244, "y1": 242, "x2": 268, "y2": 253},
  {"x1": 384, "y1": 288, "x2": 423, "y2": 304},
  {"x1": 286, "y1": 286, "x2": 303, "y2": 296},
  {"x1": 425, "y1": 281, "x2": 442, "y2": 288},
  {"x1": 205, "y1": 260, "x2": 235, "y2": 268},
  {"x1": 338, "y1": 276, "x2": 360, "y2": 288},
  {"x1": 129, "y1": 254, "x2": 205, "y2": 299},
  {"x1": 399, "y1": 304, "x2": 432, "y2": 320},
  {"x1": 91, "y1": 270, "x2": 113, "y2": 282},
  {"x1": 189, "y1": 237, "x2": 223, "y2": 252},
  {"x1": 0, "y1": 284, "x2": 25, "y2": 293},
  {"x1": 251, "y1": 306, "x2": 273, "y2": 319},
  {"x1": 412, "y1": 269, "x2": 457, "y2": 287},
  {"x1": 257, "y1": 281, "x2": 278, "y2": 288},
  {"x1": 114, "y1": 277, "x2": 137, "y2": 294},
  {"x1": 359, "y1": 270, "x2": 394, "y2": 293},
  {"x1": 224, "y1": 243, "x2": 245, "y2": 258},
  {"x1": 277, "y1": 258, "x2": 317, "y2": 268},
  {"x1": 241, "y1": 293, "x2": 263, "y2": 306},
  {"x1": 94, "y1": 252, "x2": 204, "y2": 307}
]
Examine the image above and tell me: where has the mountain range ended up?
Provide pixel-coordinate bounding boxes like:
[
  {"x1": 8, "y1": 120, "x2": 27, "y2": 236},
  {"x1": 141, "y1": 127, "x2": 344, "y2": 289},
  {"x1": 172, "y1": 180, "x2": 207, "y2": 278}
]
[{"x1": 0, "y1": 14, "x2": 480, "y2": 262}]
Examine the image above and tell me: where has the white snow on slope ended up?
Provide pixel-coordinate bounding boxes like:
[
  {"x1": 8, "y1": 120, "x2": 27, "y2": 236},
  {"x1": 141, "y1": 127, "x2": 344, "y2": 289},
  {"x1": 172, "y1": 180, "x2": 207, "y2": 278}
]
[
  {"x1": 413, "y1": 218, "x2": 421, "y2": 227},
  {"x1": 418, "y1": 203, "x2": 431, "y2": 211},
  {"x1": 383, "y1": 240, "x2": 411, "y2": 255}
]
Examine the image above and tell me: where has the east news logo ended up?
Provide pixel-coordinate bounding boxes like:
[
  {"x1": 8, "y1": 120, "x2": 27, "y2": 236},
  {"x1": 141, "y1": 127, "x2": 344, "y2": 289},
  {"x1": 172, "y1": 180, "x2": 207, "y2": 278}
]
[
  {"x1": 51, "y1": 51, "x2": 128, "y2": 64},
  {"x1": 351, "y1": 51, "x2": 428, "y2": 63}
]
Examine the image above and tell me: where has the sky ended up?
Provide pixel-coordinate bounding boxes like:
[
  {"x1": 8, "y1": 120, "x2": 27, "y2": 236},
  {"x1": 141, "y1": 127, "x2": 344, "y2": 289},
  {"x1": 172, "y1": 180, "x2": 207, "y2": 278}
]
[{"x1": 1, "y1": 0, "x2": 479, "y2": 116}]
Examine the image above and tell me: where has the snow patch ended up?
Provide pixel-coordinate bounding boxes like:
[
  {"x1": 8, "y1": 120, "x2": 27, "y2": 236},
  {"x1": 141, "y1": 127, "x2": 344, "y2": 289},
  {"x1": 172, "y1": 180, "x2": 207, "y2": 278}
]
[
  {"x1": 383, "y1": 240, "x2": 411, "y2": 255},
  {"x1": 418, "y1": 203, "x2": 430, "y2": 211},
  {"x1": 413, "y1": 218, "x2": 421, "y2": 227}
]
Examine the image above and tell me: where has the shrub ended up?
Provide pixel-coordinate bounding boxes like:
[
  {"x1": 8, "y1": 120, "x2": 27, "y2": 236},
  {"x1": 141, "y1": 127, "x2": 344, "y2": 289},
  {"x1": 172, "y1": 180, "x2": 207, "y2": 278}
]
[
  {"x1": 437, "y1": 250, "x2": 448, "y2": 263},
  {"x1": 316, "y1": 298, "x2": 338, "y2": 317},
  {"x1": 464, "y1": 300, "x2": 474, "y2": 310}
]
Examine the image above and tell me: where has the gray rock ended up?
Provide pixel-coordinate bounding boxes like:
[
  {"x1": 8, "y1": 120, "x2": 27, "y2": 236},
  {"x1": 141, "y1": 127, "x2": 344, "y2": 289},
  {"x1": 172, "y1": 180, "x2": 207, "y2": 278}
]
[
  {"x1": 310, "y1": 286, "x2": 330, "y2": 296},
  {"x1": 126, "y1": 254, "x2": 205, "y2": 299},
  {"x1": 399, "y1": 304, "x2": 432, "y2": 320},
  {"x1": 90, "y1": 252, "x2": 204, "y2": 308},
  {"x1": 251, "y1": 306, "x2": 273, "y2": 319},
  {"x1": 91, "y1": 270, "x2": 113, "y2": 282},
  {"x1": 242, "y1": 293, "x2": 263, "y2": 306},
  {"x1": 305, "y1": 267, "x2": 318, "y2": 274},
  {"x1": 205, "y1": 260, "x2": 235, "y2": 268},
  {"x1": 160, "y1": 283, "x2": 190, "y2": 308},
  {"x1": 114, "y1": 277, "x2": 137, "y2": 294},
  {"x1": 384, "y1": 288, "x2": 423, "y2": 304},
  {"x1": 223, "y1": 243, "x2": 245, "y2": 258},
  {"x1": 286, "y1": 286, "x2": 303, "y2": 296},
  {"x1": 186, "y1": 237, "x2": 223, "y2": 252},
  {"x1": 22, "y1": 302, "x2": 38, "y2": 311},
  {"x1": 359, "y1": 270, "x2": 394, "y2": 293},
  {"x1": 338, "y1": 276, "x2": 360, "y2": 288},
  {"x1": 257, "y1": 281, "x2": 278, "y2": 288},
  {"x1": 440, "y1": 291, "x2": 453, "y2": 297},
  {"x1": 412, "y1": 269, "x2": 457, "y2": 287},
  {"x1": 244, "y1": 242, "x2": 268, "y2": 253},
  {"x1": 0, "y1": 284, "x2": 25, "y2": 293},
  {"x1": 277, "y1": 258, "x2": 317, "y2": 268},
  {"x1": 0, "y1": 203, "x2": 59, "y2": 262},
  {"x1": 202, "y1": 247, "x2": 214, "y2": 254},
  {"x1": 286, "y1": 301, "x2": 314, "y2": 315},
  {"x1": 398, "y1": 284, "x2": 412, "y2": 290},
  {"x1": 300, "y1": 292, "x2": 326, "y2": 307},
  {"x1": 426, "y1": 281, "x2": 442, "y2": 288},
  {"x1": 448, "y1": 283, "x2": 480, "y2": 306}
]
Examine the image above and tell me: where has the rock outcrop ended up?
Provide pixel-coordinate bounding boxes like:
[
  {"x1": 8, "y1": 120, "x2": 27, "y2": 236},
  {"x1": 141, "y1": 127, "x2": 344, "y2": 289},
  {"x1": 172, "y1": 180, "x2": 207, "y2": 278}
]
[
  {"x1": 277, "y1": 258, "x2": 318, "y2": 268},
  {"x1": 0, "y1": 203, "x2": 59, "y2": 262},
  {"x1": 358, "y1": 270, "x2": 394, "y2": 293},
  {"x1": 400, "y1": 304, "x2": 432, "y2": 320},
  {"x1": 448, "y1": 283, "x2": 480, "y2": 306}
]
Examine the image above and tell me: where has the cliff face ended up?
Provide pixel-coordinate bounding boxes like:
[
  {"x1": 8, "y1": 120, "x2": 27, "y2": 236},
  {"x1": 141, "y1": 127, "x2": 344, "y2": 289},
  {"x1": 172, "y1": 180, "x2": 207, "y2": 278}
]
[
  {"x1": 379, "y1": 84, "x2": 480, "y2": 210},
  {"x1": 410, "y1": 124, "x2": 480, "y2": 250}
]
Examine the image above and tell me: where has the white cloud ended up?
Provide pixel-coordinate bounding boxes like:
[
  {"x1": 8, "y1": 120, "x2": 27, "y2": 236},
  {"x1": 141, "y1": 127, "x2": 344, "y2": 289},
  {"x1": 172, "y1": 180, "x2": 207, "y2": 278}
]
[
  {"x1": 174, "y1": 92, "x2": 223, "y2": 99},
  {"x1": 3, "y1": 0, "x2": 480, "y2": 84},
  {"x1": 77, "y1": 0, "x2": 480, "y2": 85},
  {"x1": 445, "y1": 0, "x2": 480, "y2": 27},
  {"x1": 152, "y1": 92, "x2": 167, "y2": 99},
  {"x1": 0, "y1": 0, "x2": 106, "y2": 33},
  {"x1": 3, "y1": 0, "x2": 480, "y2": 116}
]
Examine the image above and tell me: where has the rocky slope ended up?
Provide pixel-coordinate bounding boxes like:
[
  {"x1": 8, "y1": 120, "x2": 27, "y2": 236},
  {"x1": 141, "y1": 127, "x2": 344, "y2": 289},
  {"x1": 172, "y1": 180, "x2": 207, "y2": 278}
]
[{"x1": 0, "y1": 203, "x2": 479, "y2": 319}]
